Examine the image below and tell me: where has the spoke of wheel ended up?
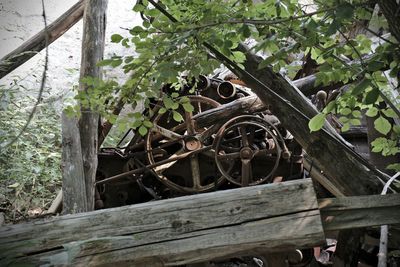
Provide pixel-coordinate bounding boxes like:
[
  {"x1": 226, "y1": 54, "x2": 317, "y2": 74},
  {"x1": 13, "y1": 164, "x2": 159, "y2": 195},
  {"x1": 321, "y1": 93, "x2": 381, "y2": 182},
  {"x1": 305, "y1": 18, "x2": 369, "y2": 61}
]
[
  {"x1": 239, "y1": 126, "x2": 249, "y2": 147},
  {"x1": 185, "y1": 111, "x2": 195, "y2": 135},
  {"x1": 153, "y1": 148, "x2": 185, "y2": 173},
  {"x1": 241, "y1": 159, "x2": 252, "y2": 186},
  {"x1": 198, "y1": 122, "x2": 223, "y2": 142},
  {"x1": 253, "y1": 148, "x2": 277, "y2": 157},
  {"x1": 216, "y1": 152, "x2": 240, "y2": 160},
  {"x1": 153, "y1": 124, "x2": 183, "y2": 140},
  {"x1": 190, "y1": 154, "x2": 202, "y2": 190},
  {"x1": 197, "y1": 101, "x2": 202, "y2": 113},
  {"x1": 248, "y1": 126, "x2": 255, "y2": 146}
]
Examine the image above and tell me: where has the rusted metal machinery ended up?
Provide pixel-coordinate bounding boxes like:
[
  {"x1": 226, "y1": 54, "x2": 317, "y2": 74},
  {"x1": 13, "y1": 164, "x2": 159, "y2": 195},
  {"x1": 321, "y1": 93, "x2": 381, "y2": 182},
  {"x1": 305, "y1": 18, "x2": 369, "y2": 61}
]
[{"x1": 95, "y1": 75, "x2": 303, "y2": 208}]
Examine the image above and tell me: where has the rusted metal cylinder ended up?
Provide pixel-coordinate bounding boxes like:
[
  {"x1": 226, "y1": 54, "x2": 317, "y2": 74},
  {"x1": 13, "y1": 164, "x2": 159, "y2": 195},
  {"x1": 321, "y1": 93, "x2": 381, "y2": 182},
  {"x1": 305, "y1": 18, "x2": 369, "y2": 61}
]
[{"x1": 217, "y1": 81, "x2": 236, "y2": 99}]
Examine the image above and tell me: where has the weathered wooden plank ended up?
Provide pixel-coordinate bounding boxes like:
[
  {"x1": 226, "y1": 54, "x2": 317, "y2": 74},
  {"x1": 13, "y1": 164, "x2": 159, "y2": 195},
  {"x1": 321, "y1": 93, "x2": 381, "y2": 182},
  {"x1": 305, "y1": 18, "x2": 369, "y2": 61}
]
[
  {"x1": 319, "y1": 193, "x2": 400, "y2": 231},
  {"x1": 61, "y1": 112, "x2": 88, "y2": 213},
  {"x1": 0, "y1": 1, "x2": 84, "y2": 79},
  {"x1": 0, "y1": 179, "x2": 325, "y2": 266}
]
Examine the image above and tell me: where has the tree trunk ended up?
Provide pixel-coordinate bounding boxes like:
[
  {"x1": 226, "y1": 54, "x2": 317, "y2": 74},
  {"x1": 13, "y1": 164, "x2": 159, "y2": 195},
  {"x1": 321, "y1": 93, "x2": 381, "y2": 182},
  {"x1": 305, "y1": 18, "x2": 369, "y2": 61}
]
[
  {"x1": 78, "y1": 0, "x2": 108, "y2": 211},
  {"x1": 0, "y1": 1, "x2": 84, "y2": 79},
  {"x1": 61, "y1": 113, "x2": 88, "y2": 213}
]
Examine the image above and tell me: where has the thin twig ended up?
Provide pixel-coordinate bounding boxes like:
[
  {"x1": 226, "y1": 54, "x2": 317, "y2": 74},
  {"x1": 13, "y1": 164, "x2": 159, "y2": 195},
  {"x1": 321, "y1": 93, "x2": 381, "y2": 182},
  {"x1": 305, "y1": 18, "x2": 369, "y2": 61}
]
[{"x1": 1, "y1": 0, "x2": 49, "y2": 151}]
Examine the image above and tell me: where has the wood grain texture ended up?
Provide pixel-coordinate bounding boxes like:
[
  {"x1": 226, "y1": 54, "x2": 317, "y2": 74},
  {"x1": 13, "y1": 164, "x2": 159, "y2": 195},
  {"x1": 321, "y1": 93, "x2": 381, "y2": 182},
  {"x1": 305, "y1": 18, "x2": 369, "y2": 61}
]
[
  {"x1": 0, "y1": 179, "x2": 325, "y2": 266},
  {"x1": 319, "y1": 193, "x2": 400, "y2": 231},
  {"x1": 61, "y1": 112, "x2": 88, "y2": 214}
]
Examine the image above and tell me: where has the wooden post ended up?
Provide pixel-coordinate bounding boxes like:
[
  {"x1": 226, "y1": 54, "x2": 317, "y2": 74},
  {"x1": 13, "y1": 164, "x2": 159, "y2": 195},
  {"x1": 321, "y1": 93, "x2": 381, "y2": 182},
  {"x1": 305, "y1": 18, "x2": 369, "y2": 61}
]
[
  {"x1": 61, "y1": 113, "x2": 88, "y2": 213},
  {"x1": 0, "y1": 179, "x2": 325, "y2": 266},
  {"x1": 0, "y1": 1, "x2": 84, "y2": 79},
  {"x1": 78, "y1": 0, "x2": 108, "y2": 211}
]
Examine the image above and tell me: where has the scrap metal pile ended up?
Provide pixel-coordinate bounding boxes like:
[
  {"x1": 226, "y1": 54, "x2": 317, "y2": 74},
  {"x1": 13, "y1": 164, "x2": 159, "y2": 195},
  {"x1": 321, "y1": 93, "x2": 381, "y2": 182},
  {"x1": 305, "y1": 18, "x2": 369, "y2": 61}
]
[{"x1": 95, "y1": 75, "x2": 304, "y2": 209}]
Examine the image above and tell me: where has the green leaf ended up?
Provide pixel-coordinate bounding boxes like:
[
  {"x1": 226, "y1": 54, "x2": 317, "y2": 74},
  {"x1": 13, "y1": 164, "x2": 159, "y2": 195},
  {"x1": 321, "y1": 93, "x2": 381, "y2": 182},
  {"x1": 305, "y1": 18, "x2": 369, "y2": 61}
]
[
  {"x1": 366, "y1": 107, "x2": 378, "y2": 117},
  {"x1": 132, "y1": 3, "x2": 145, "y2": 12},
  {"x1": 374, "y1": 116, "x2": 391, "y2": 135},
  {"x1": 308, "y1": 113, "x2": 326, "y2": 132},
  {"x1": 352, "y1": 79, "x2": 371, "y2": 95},
  {"x1": 341, "y1": 122, "x2": 350, "y2": 132},
  {"x1": 158, "y1": 107, "x2": 167, "y2": 114},
  {"x1": 382, "y1": 108, "x2": 398, "y2": 119},
  {"x1": 241, "y1": 24, "x2": 251, "y2": 38},
  {"x1": 326, "y1": 19, "x2": 340, "y2": 35},
  {"x1": 143, "y1": 120, "x2": 153, "y2": 128},
  {"x1": 336, "y1": 3, "x2": 354, "y2": 20},
  {"x1": 172, "y1": 111, "x2": 184, "y2": 122},
  {"x1": 182, "y1": 103, "x2": 194, "y2": 112},
  {"x1": 163, "y1": 97, "x2": 174, "y2": 109},
  {"x1": 232, "y1": 51, "x2": 246, "y2": 63},
  {"x1": 340, "y1": 108, "x2": 351, "y2": 116},
  {"x1": 111, "y1": 34, "x2": 124, "y2": 43},
  {"x1": 138, "y1": 125, "x2": 148, "y2": 136},
  {"x1": 365, "y1": 88, "x2": 379, "y2": 104},
  {"x1": 387, "y1": 163, "x2": 400, "y2": 172}
]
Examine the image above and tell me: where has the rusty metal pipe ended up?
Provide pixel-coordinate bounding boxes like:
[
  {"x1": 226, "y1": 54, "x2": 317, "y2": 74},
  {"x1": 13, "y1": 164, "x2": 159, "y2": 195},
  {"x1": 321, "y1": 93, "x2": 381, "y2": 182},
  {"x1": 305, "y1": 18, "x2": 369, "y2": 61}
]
[{"x1": 217, "y1": 81, "x2": 236, "y2": 99}]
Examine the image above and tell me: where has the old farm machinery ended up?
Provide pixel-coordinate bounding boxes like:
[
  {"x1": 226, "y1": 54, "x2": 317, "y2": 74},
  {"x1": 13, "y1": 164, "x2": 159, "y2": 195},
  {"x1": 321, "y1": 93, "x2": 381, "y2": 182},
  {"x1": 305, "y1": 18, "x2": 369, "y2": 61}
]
[{"x1": 95, "y1": 75, "x2": 304, "y2": 208}]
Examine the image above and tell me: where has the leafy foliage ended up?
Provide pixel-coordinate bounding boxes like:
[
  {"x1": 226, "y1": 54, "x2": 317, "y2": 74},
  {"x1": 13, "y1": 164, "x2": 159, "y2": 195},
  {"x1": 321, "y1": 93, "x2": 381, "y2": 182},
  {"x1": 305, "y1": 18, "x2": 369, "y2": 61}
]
[
  {"x1": 72, "y1": 0, "x2": 399, "y2": 170},
  {"x1": 0, "y1": 83, "x2": 61, "y2": 220}
]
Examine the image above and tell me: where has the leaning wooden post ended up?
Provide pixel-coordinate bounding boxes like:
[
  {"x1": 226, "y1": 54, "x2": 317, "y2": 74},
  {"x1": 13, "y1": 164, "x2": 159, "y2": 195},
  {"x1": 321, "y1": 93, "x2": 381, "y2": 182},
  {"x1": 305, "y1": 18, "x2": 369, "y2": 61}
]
[
  {"x1": 78, "y1": 0, "x2": 108, "y2": 211},
  {"x1": 0, "y1": 1, "x2": 84, "y2": 79}
]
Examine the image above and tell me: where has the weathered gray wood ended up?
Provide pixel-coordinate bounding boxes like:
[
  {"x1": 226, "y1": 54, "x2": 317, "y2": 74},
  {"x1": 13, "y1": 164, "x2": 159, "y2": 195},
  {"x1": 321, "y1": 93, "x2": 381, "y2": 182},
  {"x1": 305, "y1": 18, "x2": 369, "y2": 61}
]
[
  {"x1": 78, "y1": 0, "x2": 108, "y2": 211},
  {"x1": 0, "y1": 1, "x2": 84, "y2": 79},
  {"x1": 61, "y1": 113, "x2": 88, "y2": 213},
  {"x1": 46, "y1": 189, "x2": 62, "y2": 214},
  {"x1": 0, "y1": 179, "x2": 325, "y2": 266},
  {"x1": 319, "y1": 193, "x2": 400, "y2": 231}
]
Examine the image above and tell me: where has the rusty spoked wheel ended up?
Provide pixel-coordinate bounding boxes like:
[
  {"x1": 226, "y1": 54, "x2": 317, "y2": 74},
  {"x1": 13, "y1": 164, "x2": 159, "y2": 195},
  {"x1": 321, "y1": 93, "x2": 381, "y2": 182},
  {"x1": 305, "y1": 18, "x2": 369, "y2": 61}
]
[
  {"x1": 214, "y1": 115, "x2": 283, "y2": 187},
  {"x1": 145, "y1": 95, "x2": 225, "y2": 193}
]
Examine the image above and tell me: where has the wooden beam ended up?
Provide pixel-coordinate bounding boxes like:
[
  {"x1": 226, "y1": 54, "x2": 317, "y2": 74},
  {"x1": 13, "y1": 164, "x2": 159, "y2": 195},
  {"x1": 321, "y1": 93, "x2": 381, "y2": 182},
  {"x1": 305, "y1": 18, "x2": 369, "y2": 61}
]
[
  {"x1": 319, "y1": 193, "x2": 400, "y2": 231},
  {"x1": 0, "y1": 179, "x2": 325, "y2": 266},
  {"x1": 0, "y1": 1, "x2": 84, "y2": 79}
]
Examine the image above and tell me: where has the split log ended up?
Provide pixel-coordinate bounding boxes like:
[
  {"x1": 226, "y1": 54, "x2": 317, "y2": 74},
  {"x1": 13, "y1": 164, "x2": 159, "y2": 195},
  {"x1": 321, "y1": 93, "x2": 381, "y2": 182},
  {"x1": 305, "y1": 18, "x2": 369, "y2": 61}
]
[
  {"x1": 0, "y1": 179, "x2": 325, "y2": 266},
  {"x1": 0, "y1": 1, "x2": 84, "y2": 79},
  {"x1": 77, "y1": 0, "x2": 108, "y2": 211}
]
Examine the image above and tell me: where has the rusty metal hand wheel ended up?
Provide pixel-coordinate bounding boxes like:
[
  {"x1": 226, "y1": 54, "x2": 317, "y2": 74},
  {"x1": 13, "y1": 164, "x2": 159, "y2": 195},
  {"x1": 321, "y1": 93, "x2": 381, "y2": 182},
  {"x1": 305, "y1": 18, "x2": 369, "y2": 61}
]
[
  {"x1": 214, "y1": 115, "x2": 285, "y2": 187},
  {"x1": 145, "y1": 95, "x2": 227, "y2": 193}
]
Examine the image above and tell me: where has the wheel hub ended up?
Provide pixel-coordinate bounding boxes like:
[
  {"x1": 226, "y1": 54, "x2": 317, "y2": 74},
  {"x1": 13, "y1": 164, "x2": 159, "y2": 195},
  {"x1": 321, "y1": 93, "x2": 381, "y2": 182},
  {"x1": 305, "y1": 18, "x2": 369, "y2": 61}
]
[
  {"x1": 185, "y1": 136, "x2": 202, "y2": 151},
  {"x1": 240, "y1": 147, "x2": 254, "y2": 160}
]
